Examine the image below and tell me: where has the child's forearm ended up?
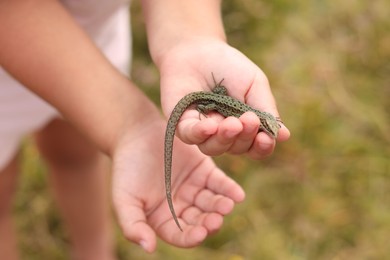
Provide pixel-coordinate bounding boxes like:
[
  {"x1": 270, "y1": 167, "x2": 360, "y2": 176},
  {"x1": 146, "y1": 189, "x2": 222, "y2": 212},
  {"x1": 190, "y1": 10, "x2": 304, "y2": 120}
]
[
  {"x1": 0, "y1": 0, "x2": 153, "y2": 155},
  {"x1": 141, "y1": 0, "x2": 226, "y2": 67}
]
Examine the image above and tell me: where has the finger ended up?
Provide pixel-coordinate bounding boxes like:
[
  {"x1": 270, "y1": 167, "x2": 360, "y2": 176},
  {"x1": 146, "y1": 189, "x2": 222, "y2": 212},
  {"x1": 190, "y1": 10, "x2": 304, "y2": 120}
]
[
  {"x1": 247, "y1": 71, "x2": 291, "y2": 141},
  {"x1": 194, "y1": 189, "x2": 235, "y2": 215},
  {"x1": 205, "y1": 168, "x2": 246, "y2": 203},
  {"x1": 247, "y1": 71, "x2": 280, "y2": 117},
  {"x1": 277, "y1": 123, "x2": 291, "y2": 142},
  {"x1": 181, "y1": 207, "x2": 224, "y2": 234},
  {"x1": 198, "y1": 116, "x2": 243, "y2": 156},
  {"x1": 247, "y1": 132, "x2": 276, "y2": 160},
  {"x1": 113, "y1": 197, "x2": 157, "y2": 253},
  {"x1": 228, "y1": 112, "x2": 260, "y2": 154},
  {"x1": 157, "y1": 223, "x2": 209, "y2": 248},
  {"x1": 176, "y1": 116, "x2": 219, "y2": 144}
]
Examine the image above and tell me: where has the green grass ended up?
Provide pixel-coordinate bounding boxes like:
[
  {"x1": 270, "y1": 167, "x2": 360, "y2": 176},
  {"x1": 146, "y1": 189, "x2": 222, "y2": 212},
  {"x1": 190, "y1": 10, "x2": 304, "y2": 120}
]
[{"x1": 15, "y1": 0, "x2": 389, "y2": 259}]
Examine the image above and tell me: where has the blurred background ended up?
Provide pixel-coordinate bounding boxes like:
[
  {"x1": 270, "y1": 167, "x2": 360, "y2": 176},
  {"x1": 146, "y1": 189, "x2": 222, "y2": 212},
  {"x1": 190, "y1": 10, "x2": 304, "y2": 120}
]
[{"x1": 15, "y1": 0, "x2": 389, "y2": 259}]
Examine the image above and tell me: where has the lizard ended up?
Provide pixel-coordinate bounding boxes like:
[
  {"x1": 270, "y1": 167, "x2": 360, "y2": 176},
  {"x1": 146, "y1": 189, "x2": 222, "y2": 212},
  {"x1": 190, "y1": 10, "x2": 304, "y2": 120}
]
[{"x1": 164, "y1": 74, "x2": 281, "y2": 231}]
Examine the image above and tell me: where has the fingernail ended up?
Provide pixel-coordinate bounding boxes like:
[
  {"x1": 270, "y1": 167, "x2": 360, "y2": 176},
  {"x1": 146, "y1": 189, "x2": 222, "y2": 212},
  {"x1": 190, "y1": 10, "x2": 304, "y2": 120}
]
[{"x1": 139, "y1": 240, "x2": 148, "y2": 251}]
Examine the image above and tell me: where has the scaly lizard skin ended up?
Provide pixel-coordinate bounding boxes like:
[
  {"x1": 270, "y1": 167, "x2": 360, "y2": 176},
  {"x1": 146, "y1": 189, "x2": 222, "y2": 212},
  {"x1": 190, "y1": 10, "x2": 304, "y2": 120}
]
[{"x1": 164, "y1": 78, "x2": 281, "y2": 231}]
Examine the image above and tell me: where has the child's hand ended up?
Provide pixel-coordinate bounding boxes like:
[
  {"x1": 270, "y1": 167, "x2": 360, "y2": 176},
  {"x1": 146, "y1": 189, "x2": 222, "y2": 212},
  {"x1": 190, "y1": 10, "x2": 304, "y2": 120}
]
[
  {"x1": 111, "y1": 117, "x2": 245, "y2": 253},
  {"x1": 158, "y1": 39, "x2": 290, "y2": 160}
]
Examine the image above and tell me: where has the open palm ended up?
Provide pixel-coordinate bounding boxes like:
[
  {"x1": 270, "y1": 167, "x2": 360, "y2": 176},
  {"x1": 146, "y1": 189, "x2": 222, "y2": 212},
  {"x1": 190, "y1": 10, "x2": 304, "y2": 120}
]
[{"x1": 111, "y1": 118, "x2": 245, "y2": 252}]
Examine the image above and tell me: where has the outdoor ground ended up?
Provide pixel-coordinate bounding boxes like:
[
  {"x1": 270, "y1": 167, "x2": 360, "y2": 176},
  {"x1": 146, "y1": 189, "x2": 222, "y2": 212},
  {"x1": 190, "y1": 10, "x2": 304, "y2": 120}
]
[{"x1": 15, "y1": 0, "x2": 389, "y2": 259}]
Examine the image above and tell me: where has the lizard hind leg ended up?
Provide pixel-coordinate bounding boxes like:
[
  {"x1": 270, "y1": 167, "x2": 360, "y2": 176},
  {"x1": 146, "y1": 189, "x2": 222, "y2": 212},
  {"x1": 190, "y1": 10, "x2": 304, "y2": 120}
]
[
  {"x1": 211, "y1": 73, "x2": 228, "y2": 95},
  {"x1": 196, "y1": 103, "x2": 218, "y2": 120}
]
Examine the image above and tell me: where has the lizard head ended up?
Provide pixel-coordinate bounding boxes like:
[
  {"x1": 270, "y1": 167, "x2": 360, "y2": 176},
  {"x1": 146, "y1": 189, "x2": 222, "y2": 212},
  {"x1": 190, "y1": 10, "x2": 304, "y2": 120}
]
[{"x1": 260, "y1": 113, "x2": 281, "y2": 139}]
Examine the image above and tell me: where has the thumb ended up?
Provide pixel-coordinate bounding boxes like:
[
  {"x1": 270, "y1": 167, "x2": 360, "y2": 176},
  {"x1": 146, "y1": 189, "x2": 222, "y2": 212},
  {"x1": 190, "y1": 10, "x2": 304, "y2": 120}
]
[
  {"x1": 113, "y1": 198, "x2": 157, "y2": 253},
  {"x1": 247, "y1": 71, "x2": 290, "y2": 141}
]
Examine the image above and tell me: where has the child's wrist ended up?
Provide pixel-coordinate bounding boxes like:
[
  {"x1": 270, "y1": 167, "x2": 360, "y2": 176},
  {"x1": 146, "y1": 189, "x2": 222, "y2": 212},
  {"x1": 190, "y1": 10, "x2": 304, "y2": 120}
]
[{"x1": 153, "y1": 36, "x2": 226, "y2": 70}]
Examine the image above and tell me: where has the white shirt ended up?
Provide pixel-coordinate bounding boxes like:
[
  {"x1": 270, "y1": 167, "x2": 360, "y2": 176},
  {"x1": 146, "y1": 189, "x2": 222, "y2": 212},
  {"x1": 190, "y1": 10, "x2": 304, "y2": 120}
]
[{"x1": 0, "y1": 0, "x2": 131, "y2": 169}]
